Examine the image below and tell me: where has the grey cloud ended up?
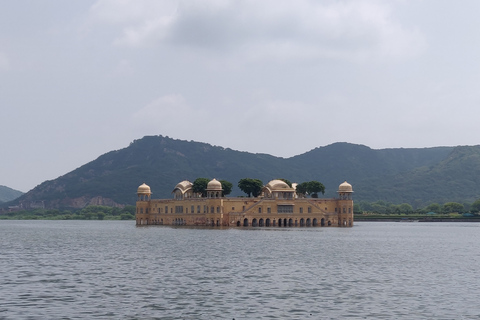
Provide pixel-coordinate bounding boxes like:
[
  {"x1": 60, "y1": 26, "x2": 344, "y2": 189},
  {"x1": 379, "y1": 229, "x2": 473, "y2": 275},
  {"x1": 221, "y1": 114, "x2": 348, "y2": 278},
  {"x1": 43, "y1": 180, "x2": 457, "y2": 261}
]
[
  {"x1": 1, "y1": 0, "x2": 479, "y2": 192},
  {"x1": 94, "y1": 0, "x2": 425, "y2": 61}
]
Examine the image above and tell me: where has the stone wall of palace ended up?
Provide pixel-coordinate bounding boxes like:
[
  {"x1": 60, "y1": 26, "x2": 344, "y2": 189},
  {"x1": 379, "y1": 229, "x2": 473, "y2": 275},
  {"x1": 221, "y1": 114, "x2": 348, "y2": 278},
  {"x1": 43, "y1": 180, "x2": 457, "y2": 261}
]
[{"x1": 135, "y1": 197, "x2": 353, "y2": 228}]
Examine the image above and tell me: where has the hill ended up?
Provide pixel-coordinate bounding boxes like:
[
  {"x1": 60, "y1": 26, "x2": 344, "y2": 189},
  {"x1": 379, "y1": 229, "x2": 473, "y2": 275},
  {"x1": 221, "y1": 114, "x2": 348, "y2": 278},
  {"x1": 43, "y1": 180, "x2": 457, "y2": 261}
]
[
  {"x1": 361, "y1": 145, "x2": 480, "y2": 204},
  {"x1": 0, "y1": 185, "x2": 23, "y2": 203},
  {"x1": 6, "y1": 135, "x2": 480, "y2": 209}
]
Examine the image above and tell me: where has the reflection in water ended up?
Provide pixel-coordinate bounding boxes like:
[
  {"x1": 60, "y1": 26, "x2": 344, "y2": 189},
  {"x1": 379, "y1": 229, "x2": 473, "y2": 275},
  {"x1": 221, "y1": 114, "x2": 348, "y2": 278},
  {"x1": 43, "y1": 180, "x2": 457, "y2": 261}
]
[{"x1": 1, "y1": 221, "x2": 480, "y2": 319}]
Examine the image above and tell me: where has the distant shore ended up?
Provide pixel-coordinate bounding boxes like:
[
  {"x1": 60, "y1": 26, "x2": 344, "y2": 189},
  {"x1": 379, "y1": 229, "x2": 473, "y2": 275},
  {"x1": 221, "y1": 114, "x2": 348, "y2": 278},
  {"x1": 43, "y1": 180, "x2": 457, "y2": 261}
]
[{"x1": 354, "y1": 215, "x2": 480, "y2": 222}]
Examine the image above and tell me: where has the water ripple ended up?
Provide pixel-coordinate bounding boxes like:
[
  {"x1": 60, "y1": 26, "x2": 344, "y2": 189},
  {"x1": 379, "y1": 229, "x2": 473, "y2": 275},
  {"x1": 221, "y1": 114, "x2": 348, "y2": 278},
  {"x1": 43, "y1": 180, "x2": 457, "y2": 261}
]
[{"x1": 1, "y1": 221, "x2": 480, "y2": 319}]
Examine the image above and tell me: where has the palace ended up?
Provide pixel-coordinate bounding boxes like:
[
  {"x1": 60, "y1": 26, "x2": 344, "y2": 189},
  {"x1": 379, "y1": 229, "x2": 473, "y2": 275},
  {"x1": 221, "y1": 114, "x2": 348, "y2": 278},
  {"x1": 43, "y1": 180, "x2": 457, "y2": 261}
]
[{"x1": 136, "y1": 179, "x2": 353, "y2": 227}]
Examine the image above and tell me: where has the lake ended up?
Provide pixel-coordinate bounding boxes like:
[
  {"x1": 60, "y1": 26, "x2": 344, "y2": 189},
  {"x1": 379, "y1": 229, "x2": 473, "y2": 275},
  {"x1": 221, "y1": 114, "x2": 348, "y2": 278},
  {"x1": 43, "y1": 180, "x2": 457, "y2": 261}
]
[{"x1": 1, "y1": 221, "x2": 480, "y2": 319}]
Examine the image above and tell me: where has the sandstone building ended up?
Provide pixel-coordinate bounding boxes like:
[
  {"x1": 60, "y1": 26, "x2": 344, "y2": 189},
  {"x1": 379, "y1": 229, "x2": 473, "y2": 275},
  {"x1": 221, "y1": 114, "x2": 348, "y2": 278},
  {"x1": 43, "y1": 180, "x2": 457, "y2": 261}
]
[{"x1": 136, "y1": 179, "x2": 354, "y2": 227}]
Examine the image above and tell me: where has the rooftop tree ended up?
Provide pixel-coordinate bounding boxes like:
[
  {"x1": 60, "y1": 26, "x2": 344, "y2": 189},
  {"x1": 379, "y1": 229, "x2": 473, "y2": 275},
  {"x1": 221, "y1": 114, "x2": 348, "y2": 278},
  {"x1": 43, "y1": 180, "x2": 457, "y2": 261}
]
[
  {"x1": 192, "y1": 178, "x2": 209, "y2": 197},
  {"x1": 238, "y1": 178, "x2": 263, "y2": 197},
  {"x1": 307, "y1": 181, "x2": 325, "y2": 198},
  {"x1": 295, "y1": 182, "x2": 308, "y2": 198},
  {"x1": 296, "y1": 181, "x2": 325, "y2": 198},
  {"x1": 220, "y1": 180, "x2": 233, "y2": 196}
]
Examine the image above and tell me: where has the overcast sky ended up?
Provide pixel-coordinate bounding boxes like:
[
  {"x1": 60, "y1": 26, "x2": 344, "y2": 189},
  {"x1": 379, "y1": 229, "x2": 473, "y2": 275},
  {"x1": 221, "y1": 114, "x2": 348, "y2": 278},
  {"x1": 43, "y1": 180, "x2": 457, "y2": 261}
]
[{"x1": 1, "y1": 0, "x2": 479, "y2": 192}]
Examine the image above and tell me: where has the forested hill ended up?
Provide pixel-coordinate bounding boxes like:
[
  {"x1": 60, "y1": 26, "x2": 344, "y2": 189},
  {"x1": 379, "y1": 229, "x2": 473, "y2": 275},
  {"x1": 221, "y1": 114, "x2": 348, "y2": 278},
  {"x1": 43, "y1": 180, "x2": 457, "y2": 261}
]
[
  {"x1": 0, "y1": 185, "x2": 23, "y2": 203},
  {"x1": 7, "y1": 135, "x2": 480, "y2": 209}
]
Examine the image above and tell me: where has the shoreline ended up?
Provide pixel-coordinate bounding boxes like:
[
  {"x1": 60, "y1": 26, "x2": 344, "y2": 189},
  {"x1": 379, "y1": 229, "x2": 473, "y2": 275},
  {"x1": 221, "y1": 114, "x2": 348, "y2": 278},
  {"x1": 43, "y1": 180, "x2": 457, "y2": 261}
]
[{"x1": 355, "y1": 217, "x2": 480, "y2": 222}]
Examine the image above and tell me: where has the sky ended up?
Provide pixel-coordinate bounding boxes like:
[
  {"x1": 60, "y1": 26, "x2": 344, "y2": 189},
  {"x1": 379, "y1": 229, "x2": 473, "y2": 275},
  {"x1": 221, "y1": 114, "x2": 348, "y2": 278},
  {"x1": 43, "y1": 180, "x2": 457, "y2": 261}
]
[{"x1": 1, "y1": 0, "x2": 480, "y2": 192}]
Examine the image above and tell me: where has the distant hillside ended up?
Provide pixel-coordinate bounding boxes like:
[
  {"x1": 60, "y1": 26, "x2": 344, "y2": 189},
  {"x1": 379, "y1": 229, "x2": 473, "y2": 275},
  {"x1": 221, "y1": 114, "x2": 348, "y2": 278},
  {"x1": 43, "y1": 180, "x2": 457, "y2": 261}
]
[
  {"x1": 0, "y1": 185, "x2": 23, "y2": 203},
  {"x1": 288, "y1": 143, "x2": 453, "y2": 200},
  {"x1": 7, "y1": 135, "x2": 480, "y2": 209},
  {"x1": 361, "y1": 145, "x2": 480, "y2": 204}
]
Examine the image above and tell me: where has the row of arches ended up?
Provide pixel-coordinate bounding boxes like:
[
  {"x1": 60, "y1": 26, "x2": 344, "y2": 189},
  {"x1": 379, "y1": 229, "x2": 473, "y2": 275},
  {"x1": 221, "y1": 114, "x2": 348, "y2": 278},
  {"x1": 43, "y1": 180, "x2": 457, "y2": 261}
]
[
  {"x1": 237, "y1": 218, "x2": 330, "y2": 227},
  {"x1": 137, "y1": 217, "x2": 352, "y2": 227},
  {"x1": 136, "y1": 218, "x2": 185, "y2": 225}
]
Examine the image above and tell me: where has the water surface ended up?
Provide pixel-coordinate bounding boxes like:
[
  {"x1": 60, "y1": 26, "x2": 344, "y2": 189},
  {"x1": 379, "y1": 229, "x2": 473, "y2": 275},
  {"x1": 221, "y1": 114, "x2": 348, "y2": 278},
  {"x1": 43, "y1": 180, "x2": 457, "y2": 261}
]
[{"x1": 1, "y1": 221, "x2": 480, "y2": 319}]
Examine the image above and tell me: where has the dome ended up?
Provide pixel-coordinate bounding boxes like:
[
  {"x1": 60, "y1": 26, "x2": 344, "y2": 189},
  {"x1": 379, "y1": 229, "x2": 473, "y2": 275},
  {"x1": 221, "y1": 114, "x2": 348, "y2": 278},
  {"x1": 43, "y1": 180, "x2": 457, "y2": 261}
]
[
  {"x1": 338, "y1": 181, "x2": 353, "y2": 193},
  {"x1": 265, "y1": 179, "x2": 291, "y2": 191},
  {"x1": 207, "y1": 178, "x2": 222, "y2": 190},
  {"x1": 137, "y1": 183, "x2": 151, "y2": 194},
  {"x1": 173, "y1": 180, "x2": 193, "y2": 193}
]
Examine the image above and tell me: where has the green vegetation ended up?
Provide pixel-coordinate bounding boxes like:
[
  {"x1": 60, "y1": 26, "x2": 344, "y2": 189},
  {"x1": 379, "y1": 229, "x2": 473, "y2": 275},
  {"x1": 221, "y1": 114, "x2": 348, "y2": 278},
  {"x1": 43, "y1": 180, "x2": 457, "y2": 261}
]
[
  {"x1": 7, "y1": 135, "x2": 480, "y2": 209},
  {"x1": 0, "y1": 205, "x2": 136, "y2": 220},
  {"x1": 296, "y1": 181, "x2": 325, "y2": 198},
  {"x1": 355, "y1": 200, "x2": 479, "y2": 215},
  {"x1": 192, "y1": 178, "x2": 210, "y2": 197},
  {"x1": 471, "y1": 199, "x2": 480, "y2": 213},
  {"x1": 238, "y1": 178, "x2": 263, "y2": 197},
  {"x1": 5, "y1": 194, "x2": 480, "y2": 222},
  {"x1": 354, "y1": 199, "x2": 480, "y2": 221},
  {"x1": 220, "y1": 180, "x2": 233, "y2": 196},
  {"x1": 0, "y1": 185, "x2": 23, "y2": 203}
]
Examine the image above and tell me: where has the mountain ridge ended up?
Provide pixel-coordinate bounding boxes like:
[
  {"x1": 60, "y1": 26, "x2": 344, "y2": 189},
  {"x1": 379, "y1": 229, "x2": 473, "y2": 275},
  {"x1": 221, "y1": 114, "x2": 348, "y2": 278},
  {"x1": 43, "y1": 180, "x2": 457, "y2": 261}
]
[
  {"x1": 0, "y1": 185, "x2": 24, "y2": 203},
  {"x1": 6, "y1": 135, "x2": 480, "y2": 209}
]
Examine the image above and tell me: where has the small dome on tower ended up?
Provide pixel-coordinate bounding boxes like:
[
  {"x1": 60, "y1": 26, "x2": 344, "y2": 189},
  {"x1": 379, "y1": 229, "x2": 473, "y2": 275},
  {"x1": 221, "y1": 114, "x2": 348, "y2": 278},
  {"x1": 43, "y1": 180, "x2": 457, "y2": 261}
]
[
  {"x1": 338, "y1": 181, "x2": 353, "y2": 193},
  {"x1": 207, "y1": 178, "x2": 223, "y2": 190},
  {"x1": 137, "y1": 183, "x2": 151, "y2": 194}
]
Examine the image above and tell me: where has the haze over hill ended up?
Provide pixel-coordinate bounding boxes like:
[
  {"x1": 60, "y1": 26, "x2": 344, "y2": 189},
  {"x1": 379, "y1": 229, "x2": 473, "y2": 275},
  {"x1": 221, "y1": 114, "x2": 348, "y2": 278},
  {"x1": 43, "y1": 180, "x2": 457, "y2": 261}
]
[
  {"x1": 0, "y1": 186, "x2": 23, "y2": 203},
  {"x1": 6, "y1": 135, "x2": 480, "y2": 209}
]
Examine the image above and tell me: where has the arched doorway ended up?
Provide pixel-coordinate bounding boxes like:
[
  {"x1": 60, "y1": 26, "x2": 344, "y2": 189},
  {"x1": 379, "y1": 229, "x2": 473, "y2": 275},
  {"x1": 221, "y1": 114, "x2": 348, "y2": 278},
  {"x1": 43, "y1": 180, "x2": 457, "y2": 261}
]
[
  {"x1": 237, "y1": 221, "x2": 241, "y2": 227},
  {"x1": 243, "y1": 218, "x2": 249, "y2": 227},
  {"x1": 259, "y1": 218, "x2": 264, "y2": 227},
  {"x1": 278, "y1": 219, "x2": 282, "y2": 227},
  {"x1": 266, "y1": 218, "x2": 271, "y2": 227},
  {"x1": 313, "y1": 218, "x2": 318, "y2": 226},
  {"x1": 328, "y1": 220, "x2": 331, "y2": 226},
  {"x1": 300, "y1": 218, "x2": 305, "y2": 227},
  {"x1": 321, "y1": 218, "x2": 325, "y2": 226},
  {"x1": 306, "y1": 218, "x2": 311, "y2": 227},
  {"x1": 252, "y1": 218, "x2": 258, "y2": 227},
  {"x1": 288, "y1": 219, "x2": 293, "y2": 227}
]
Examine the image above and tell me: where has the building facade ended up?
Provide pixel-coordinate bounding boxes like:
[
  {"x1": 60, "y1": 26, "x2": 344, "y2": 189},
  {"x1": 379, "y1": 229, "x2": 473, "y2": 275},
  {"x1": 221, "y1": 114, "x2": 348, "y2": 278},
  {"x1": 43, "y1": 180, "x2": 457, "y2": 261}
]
[{"x1": 136, "y1": 179, "x2": 354, "y2": 227}]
